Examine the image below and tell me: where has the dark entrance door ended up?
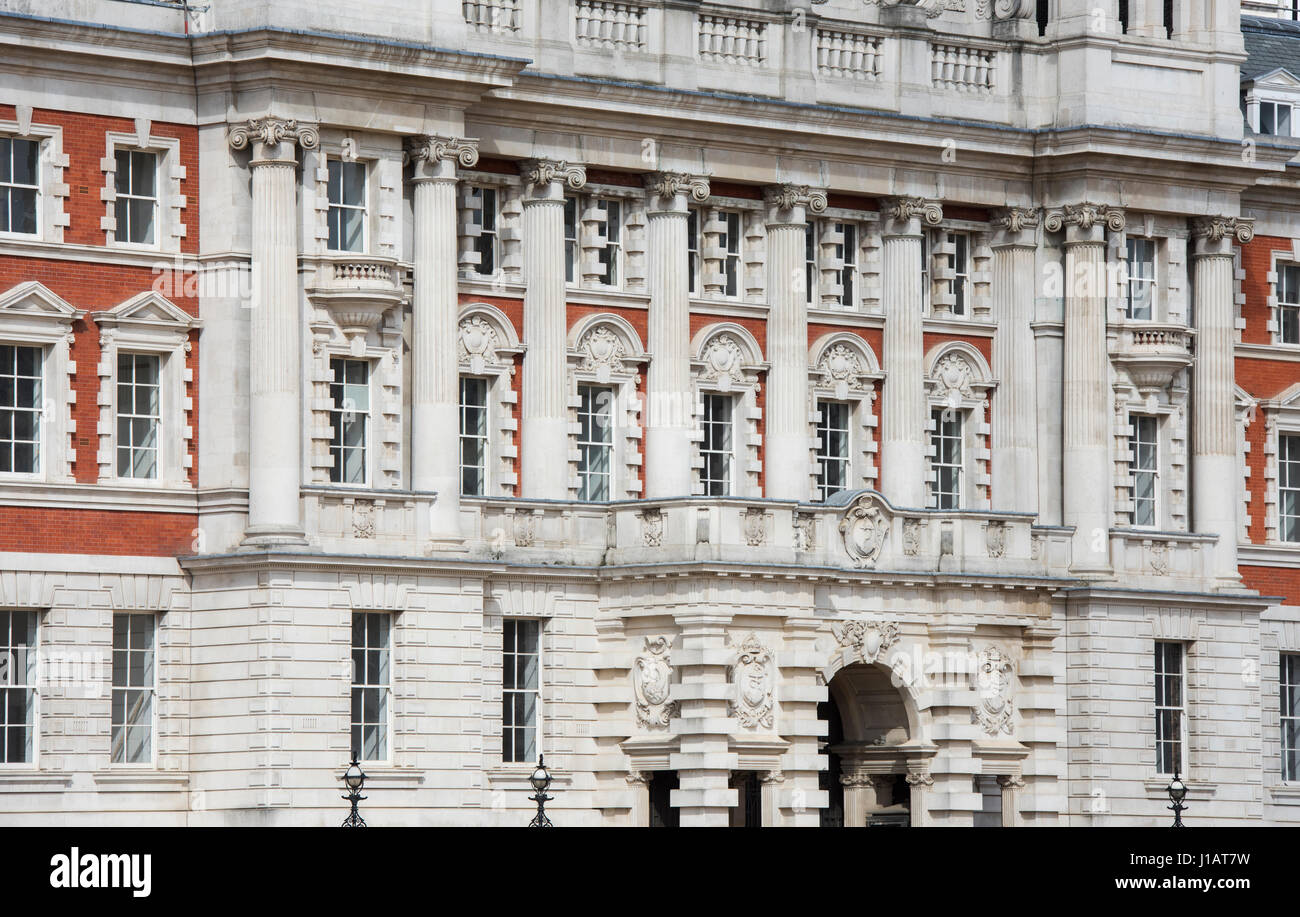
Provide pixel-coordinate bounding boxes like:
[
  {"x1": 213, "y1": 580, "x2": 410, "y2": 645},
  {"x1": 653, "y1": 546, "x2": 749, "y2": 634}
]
[{"x1": 648, "y1": 770, "x2": 679, "y2": 827}]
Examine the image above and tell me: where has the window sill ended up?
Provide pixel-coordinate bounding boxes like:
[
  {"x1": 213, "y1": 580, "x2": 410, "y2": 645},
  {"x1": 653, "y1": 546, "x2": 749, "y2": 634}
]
[
  {"x1": 0, "y1": 771, "x2": 73, "y2": 791},
  {"x1": 485, "y1": 766, "x2": 574, "y2": 788},
  {"x1": 1266, "y1": 783, "x2": 1300, "y2": 802},
  {"x1": 1143, "y1": 778, "x2": 1216, "y2": 801},
  {"x1": 0, "y1": 479, "x2": 196, "y2": 512},
  {"x1": 345, "y1": 766, "x2": 425, "y2": 788},
  {"x1": 92, "y1": 770, "x2": 190, "y2": 792}
]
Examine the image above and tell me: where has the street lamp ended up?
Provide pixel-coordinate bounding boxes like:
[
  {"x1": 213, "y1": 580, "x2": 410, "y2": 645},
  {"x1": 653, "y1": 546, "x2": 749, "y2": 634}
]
[
  {"x1": 528, "y1": 755, "x2": 554, "y2": 827},
  {"x1": 1166, "y1": 771, "x2": 1188, "y2": 828},
  {"x1": 341, "y1": 758, "x2": 368, "y2": 828}
]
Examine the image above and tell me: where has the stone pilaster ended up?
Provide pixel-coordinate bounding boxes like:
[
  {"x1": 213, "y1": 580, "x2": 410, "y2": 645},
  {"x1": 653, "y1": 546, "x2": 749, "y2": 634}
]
[
  {"x1": 880, "y1": 196, "x2": 942, "y2": 508},
  {"x1": 1191, "y1": 215, "x2": 1254, "y2": 587},
  {"x1": 764, "y1": 184, "x2": 827, "y2": 500},
  {"x1": 643, "y1": 172, "x2": 709, "y2": 499},
  {"x1": 990, "y1": 207, "x2": 1041, "y2": 513},
  {"x1": 228, "y1": 117, "x2": 319, "y2": 546},
  {"x1": 1046, "y1": 203, "x2": 1125, "y2": 573},
  {"x1": 921, "y1": 619, "x2": 980, "y2": 826},
  {"x1": 774, "y1": 612, "x2": 824, "y2": 826},
  {"x1": 518, "y1": 158, "x2": 586, "y2": 499},
  {"x1": 670, "y1": 611, "x2": 736, "y2": 826},
  {"x1": 407, "y1": 135, "x2": 479, "y2": 546}
]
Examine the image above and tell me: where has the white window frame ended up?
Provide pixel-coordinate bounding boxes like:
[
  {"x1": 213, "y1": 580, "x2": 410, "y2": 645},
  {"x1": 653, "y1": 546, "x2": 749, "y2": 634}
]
[
  {"x1": 459, "y1": 375, "x2": 491, "y2": 497},
  {"x1": 110, "y1": 611, "x2": 157, "y2": 767},
  {"x1": 924, "y1": 343, "x2": 995, "y2": 509},
  {"x1": 808, "y1": 333, "x2": 883, "y2": 498},
  {"x1": 0, "y1": 117, "x2": 69, "y2": 245},
  {"x1": 1283, "y1": 653, "x2": 1299, "y2": 783},
  {"x1": 687, "y1": 207, "x2": 701, "y2": 295},
  {"x1": 701, "y1": 391, "x2": 736, "y2": 497},
  {"x1": 816, "y1": 399, "x2": 852, "y2": 501},
  {"x1": 930, "y1": 407, "x2": 963, "y2": 510},
  {"x1": 102, "y1": 130, "x2": 183, "y2": 254},
  {"x1": 1154, "y1": 640, "x2": 1187, "y2": 777},
  {"x1": 1261, "y1": 99, "x2": 1295, "y2": 137},
  {"x1": 1130, "y1": 413, "x2": 1160, "y2": 528},
  {"x1": 1125, "y1": 237, "x2": 1158, "y2": 321},
  {"x1": 1281, "y1": 433, "x2": 1300, "y2": 543},
  {"x1": 114, "y1": 351, "x2": 163, "y2": 482},
  {"x1": 564, "y1": 195, "x2": 579, "y2": 285},
  {"x1": 0, "y1": 282, "x2": 81, "y2": 484},
  {"x1": 112, "y1": 149, "x2": 159, "y2": 248},
  {"x1": 925, "y1": 229, "x2": 970, "y2": 317},
  {"x1": 0, "y1": 609, "x2": 38, "y2": 767},
  {"x1": 350, "y1": 611, "x2": 393, "y2": 765},
  {"x1": 92, "y1": 291, "x2": 197, "y2": 487},
  {"x1": 836, "y1": 221, "x2": 859, "y2": 310},
  {"x1": 0, "y1": 343, "x2": 43, "y2": 477},
  {"x1": 1279, "y1": 263, "x2": 1300, "y2": 346},
  {"x1": 566, "y1": 314, "x2": 647, "y2": 501},
  {"x1": 805, "y1": 218, "x2": 820, "y2": 305},
  {"x1": 0, "y1": 135, "x2": 40, "y2": 238},
  {"x1": 502, "y1": 617, "x2": 541, "y2": 765},
  {"x1": 467, "y1": 184, "x2": 500, "y2": 278},
  {"x1": 594, "y1": 198, "x2": 623, "y2": 288},
  {"x1": 328, "y1": 355, "x2": 373, "y2": 487},
  {"x1": 457, "y1": 304, "x2": 525, "y2": 497},
  {"x1": 327, "y1": 157, "x2": 368, "y2": 254},
  {"x1": 719, "y1": 209, "x2": 742, "y2": 299},
  {"x1": 577, "y1": 382, "x2": 616, "y2": 502}
]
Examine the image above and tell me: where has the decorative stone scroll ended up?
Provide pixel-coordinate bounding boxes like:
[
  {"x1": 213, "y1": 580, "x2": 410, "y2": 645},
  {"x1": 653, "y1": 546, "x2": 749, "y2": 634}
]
[
  {"x1": 1043, "y1": 202, "x2": 1125, "y2": 234},
  {"x1": 730, "y1": 633, "x2": 774, "y2": 729},
  {"x1": 227, "y1": 117, "x2": 319, "y2": 152},
  {"x1": 972, "y1": 645, "x2": 1015, "y2": 736},
  {"x1": 519, "y1": 158, "x2": 587, "y2": 190},
  {"x1": 832, "y1": 619, "x2": 900, "y2": 661},
  {"x1": 645, "y1": 171, "x2": 710, "y2": 207},
  {"x1": 839, "y1": 492, "x2": 891, "y2": 567},
  {"x1": 633, "y1": 635, "x2": 677, "y2": 728},
  {"x1": 404, "y1": 134, "x2": 480, "y2": 168},
  {"x1": 881, "y1": 195, "x2": 942, "y2": 227},
  {"x1": 1190, "y1": 216, "x2": 1255, "y2": 245},
  {"x1": 764, "y1": 183, "x2": 827, "y2": 215}
]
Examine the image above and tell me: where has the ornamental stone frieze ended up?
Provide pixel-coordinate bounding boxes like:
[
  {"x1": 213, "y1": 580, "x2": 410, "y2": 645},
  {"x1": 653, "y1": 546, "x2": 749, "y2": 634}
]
[
  {"x1": 839, "y1": 492, "x2": 891, "y2": 567},
  {"x1": 730, "y1": 633, "x2": 774, "y2": 729},
  {"x1": 633, "y1": 635, "x2": 678, "y2": 728},
  {"x1": 973, "y1": 645, "x2": 1015, "y2": 736},
  {"x1": 832, "y1": 619, "x2": 901, "y2": 662}
]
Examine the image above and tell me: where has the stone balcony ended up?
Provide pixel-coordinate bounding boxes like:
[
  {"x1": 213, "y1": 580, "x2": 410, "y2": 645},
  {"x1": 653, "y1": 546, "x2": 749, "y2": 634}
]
[
  {"x1": 1109, "y1": 322, "x2": 1195, "y2": 391},
  {"x1": 303, "y1": 254, "x2": 407, "y2": 349}
]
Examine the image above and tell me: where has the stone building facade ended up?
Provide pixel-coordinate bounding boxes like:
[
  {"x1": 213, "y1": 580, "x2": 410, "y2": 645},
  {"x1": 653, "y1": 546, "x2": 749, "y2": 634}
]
[{"x1": 0, "y1": 0, "x2": 1298, "y2": 826}]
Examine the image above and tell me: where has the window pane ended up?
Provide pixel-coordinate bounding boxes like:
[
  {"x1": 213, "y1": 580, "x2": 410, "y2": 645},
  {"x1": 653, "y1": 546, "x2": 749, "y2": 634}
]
[
  {"x1": 12, "y1": 139, "x2": 38, "y2": 186},
  {"x1": 131, "y1": 151, "x2": 157, "y2": 197}
]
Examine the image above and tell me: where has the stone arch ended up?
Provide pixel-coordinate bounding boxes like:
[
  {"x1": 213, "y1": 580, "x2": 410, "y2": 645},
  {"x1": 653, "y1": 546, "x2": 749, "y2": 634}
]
[
  {"x1": 457, "y1": 301, "x2": 523, "y2": 373},
  {"x1": 690, "y1": 321, "x2": 764, "y2": 371},
  {"x1": 567, "y1": 310, "x2": 647, "y2": 358},
  {"x1": 809, "y1": 330, "x2": 881, "y2": 377},
  {"x1": 923, "y1": 339, "x2": 993, "y2": 389},
  {"x1": 820, "y1": 649, "x2": 923, "y2": 744}
]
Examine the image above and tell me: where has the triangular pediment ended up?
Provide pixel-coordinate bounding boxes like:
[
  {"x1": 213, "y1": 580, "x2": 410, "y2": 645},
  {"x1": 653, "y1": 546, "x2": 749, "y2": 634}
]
[
  {"x1": 93, "y1": 291, "x2": 198, "y2": 330},
  {"x1": 1251, "y1": 67, "x2": 1300, "y2": 90},
  {"x1": 1274, "y1": 381, "x2": 1300, "y2": 408},
  {"x1": 0, "y1": 281, "x2": 81, "y2": 319}
]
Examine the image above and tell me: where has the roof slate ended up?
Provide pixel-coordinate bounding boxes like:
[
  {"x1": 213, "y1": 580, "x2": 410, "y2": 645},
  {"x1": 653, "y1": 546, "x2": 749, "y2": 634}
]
[{"x1": 1242, "y1": 14, "x2": 1300, "y2": 81}]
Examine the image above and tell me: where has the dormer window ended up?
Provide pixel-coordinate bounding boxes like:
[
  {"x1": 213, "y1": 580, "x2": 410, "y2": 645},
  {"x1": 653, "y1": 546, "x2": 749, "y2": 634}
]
[{"x1": 1261, "y1": 100, "x2": 1294, "y2": 137}]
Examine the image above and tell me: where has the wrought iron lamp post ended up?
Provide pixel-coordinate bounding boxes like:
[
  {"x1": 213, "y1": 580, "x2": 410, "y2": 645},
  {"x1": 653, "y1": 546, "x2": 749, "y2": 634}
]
[
  {"x1": 1166, "y1": 771, "x2": 1187, "y2": 827},
  {"x1": 341, "y1": 758, "x2": 368, "y2": 828},
  {"x1": 528, "y1": 755, "x2": 554, "y2": 827}
]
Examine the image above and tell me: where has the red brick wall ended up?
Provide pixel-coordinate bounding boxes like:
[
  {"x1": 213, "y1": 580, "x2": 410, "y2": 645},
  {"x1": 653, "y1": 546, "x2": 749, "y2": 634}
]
[
  {"x1": 0, "y1": 506, "x2": 196, "y2": 556},
  {"x1": 1239, "y1": 565, "x2": 1300, "y2": 603},
  {"x1": 1240, "y1": 235, "x2": 1292, "y2": 346}
]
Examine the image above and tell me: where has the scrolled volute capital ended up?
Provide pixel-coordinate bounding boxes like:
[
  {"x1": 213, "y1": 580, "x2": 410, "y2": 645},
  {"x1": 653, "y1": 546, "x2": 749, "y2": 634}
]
[
  {"x1": 765, "y1": 183, "x2": 828, "y2": 215},
  {"x1": 519, "y1": 158, "x2": 587, "y2": 190},
  {"x1": 992, "y1": 206, "x2": 1040, "y2": 233},
  {"x1": 1191, "y1": 215, "x2": 1254, "y2": 245},
  {"x1": 882, "y1": 195, "x2": 943, "y2": 227},
  {"x1": 404, "y1": 134, "x2": 479, "y2": 169},
  {"x1": 227, "y1": 117, "x2": 319, "y2": 153},
  {"x1": 1042, "y1": 202, "x2": 1125, "y2": 234},
  {"x1": 645, "y1": 171, "x2": 711, "y2": 206}
]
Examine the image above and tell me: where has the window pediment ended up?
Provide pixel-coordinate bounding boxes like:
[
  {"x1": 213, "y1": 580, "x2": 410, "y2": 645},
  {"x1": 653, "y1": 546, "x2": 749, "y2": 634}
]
[
  {"x1": 0, "y1": 281, "x2": 83, "y2": 329},
  {"x1": 93, "y1": 291, "x2": 198, "y2": 334}
]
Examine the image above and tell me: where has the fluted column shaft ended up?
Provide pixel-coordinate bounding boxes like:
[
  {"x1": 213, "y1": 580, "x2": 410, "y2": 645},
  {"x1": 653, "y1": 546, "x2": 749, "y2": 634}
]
[
  {"x1": 880, "y1": 198, "x2": 940, "y2": 508},
  {"x1": 229, "y1": 119, "x2": 317, "y2": 545},
  {"x1": 764, "y1": 185, "x2": 824, "y2": 500},
  {"x1": 520, "y1": 159, "x2": 586, "y2": 499},
  {"x1": 644, "y1": 174, "x2": 707, "y2": 498},
  {"x1": 408, "y1": 135, "x2": 477, "y2": 544},
  {"x1": 1059, "y1": 216, "x2": 1113, "y2": 572},
  {"x1": 991, "y1": 210, "x2": 1041, "y2": 513},
  {"x1": 1192, "y1": 217, "x2": 1253, "y2": 585}
]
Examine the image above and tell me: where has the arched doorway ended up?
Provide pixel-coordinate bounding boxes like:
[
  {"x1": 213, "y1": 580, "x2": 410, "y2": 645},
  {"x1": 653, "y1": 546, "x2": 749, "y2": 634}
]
[{"x1": 819, "y1": 662, "x2": 916, "y2": 827}]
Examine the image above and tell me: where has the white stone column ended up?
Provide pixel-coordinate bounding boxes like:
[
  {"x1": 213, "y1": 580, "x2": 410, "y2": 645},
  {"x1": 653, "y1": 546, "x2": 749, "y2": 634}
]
[
  {"x1": 1046, "y1": 203, "x2": 1124, "y2": 573},
  {"x1": 880, "y1": 197, "x2": 942, "y2": 508},
  {"x1": 407, "y1": 135, "x2": 479, "y2": 546},
  {"x1": 1191, "y1": 216, "x2": 1254, "y2": 587},
  {"x1": 990, "y1": 207, "x2": 1041, "y2": 513},
  {"x1": 764, "y1": 184, "x2": 827, "y2": 501},
  {"x1": 643, "y1": 172, "x2": 709, "y2": 499},
  {"x1": 518, "y1": 159, "x2": 586, "y2": 500},
  {"x1": 228, "y1": 118, "x2": 318, "y2": 546}
]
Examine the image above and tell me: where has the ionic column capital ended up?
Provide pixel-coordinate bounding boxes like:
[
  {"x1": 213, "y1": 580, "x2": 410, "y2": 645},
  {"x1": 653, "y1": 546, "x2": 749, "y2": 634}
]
[
  {"x1": 1043, "y1": 202, "x2": 1125, "y2": 245},
  {"x1": 405, "y1": 134, "x2": 479, "y2": 182},
  {"x1": 519, "y1": 157, "x2": 586, "y2": 203},
  {"x1": 880, "y1": 195, "x2": 942, "y2": 236},
  {"x1": 764, "y1": 183, "x2": 827, "y2": 223},
  {"x1": 227, "y1": 117, "x2": 319, "y2": 165},
  {"x1": 644, "y1": 171, "x2": 710, "y2": 212},
  {"x1": 1191, "y1": 215, "x2": 1255, "y2": 256},
  {"x1": 990, "y1": 206, "x2": 1040, "y2": 247}
]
